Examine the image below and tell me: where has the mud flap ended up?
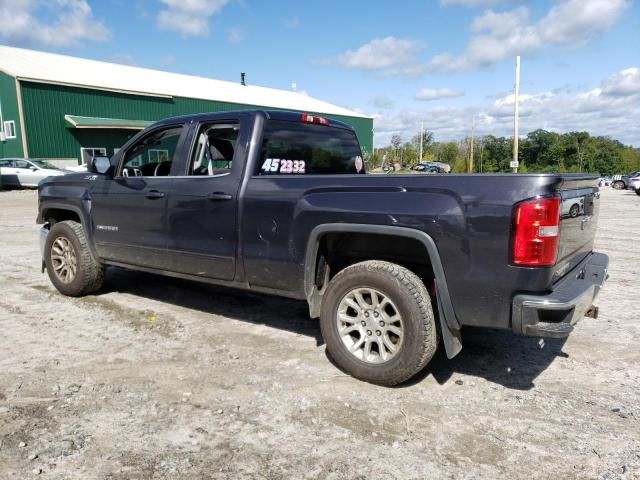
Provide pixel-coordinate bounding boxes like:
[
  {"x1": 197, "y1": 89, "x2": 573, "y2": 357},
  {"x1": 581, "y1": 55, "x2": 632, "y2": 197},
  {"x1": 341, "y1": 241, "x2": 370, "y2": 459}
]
[{"x1": 436, "y1": 288, "x2": 463, "y2": 358}]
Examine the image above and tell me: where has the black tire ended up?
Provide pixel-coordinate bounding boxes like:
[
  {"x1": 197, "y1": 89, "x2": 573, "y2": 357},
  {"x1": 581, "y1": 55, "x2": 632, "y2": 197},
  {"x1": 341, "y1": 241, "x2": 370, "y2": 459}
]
[
  {"x1": 320, "y1": 260, "x2": 437, "y2": 386},
  {"x1": 44, "y1": 220, "x2": 104, "y2": 297},
  {"x1": 612, "y1": 181, "x2": 625, "y2": 190},
  {"x1": 636, "y1": 189, "x2": 640, "y2": 196},
  {"x1": 569, "y1": 204, "x2": 580, "y2": 218}
]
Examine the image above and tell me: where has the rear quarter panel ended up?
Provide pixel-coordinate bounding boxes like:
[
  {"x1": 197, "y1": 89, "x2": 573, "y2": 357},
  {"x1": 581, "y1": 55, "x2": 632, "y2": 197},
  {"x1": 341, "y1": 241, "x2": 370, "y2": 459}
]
[{"x1": 242, "y1": 174, "x2": 570, "y2": 329}]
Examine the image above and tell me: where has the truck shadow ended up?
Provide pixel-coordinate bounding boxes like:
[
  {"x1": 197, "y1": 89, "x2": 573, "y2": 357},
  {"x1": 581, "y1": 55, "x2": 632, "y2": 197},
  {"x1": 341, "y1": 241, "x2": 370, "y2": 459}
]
[
  {"x1": 102, "y1": 268, "x2": 567, "y2": 391},
  {"x1": 406, "y1": 327, "x2": 568, "y2": 390},
  {"x1": 102, "y1": 268, "x2": 324, "y2": 345}
]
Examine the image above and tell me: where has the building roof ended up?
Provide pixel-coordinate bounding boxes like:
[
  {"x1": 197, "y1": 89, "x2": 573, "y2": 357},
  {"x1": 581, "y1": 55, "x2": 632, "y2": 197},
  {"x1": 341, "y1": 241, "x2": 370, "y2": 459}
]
[
  {"x1": 64, "y1": 115, "x2": 153, "y2": 130},
  {"x1": 0, "y1": 45, "x2": 370, "y2": 120}
]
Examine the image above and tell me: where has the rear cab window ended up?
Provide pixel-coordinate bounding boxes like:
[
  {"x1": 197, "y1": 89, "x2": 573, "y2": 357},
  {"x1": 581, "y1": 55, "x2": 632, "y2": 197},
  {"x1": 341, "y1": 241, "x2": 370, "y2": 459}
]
[{"x1": 256, "y1": 119, "x2": 365, "y2": 176}]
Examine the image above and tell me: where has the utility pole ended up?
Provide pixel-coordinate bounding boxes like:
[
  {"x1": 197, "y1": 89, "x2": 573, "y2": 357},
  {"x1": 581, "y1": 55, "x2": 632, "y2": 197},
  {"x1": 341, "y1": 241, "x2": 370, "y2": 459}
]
[
  {"x1": 419, "y1": 121, "x2": 424, "y2": 163},
  {"x1": 512, "y1": 55, "x2": 521, "y2": 173},
  {"x1": 468, "y1": 115, "x2": 475, "y2": 173},
  {"x1": 480, "y1": 139, "x2": 484, "y2": 173}
]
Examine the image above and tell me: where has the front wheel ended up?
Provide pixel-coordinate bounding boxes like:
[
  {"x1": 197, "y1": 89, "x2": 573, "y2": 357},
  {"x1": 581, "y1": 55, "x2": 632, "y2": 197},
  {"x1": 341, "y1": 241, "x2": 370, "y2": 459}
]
[
  {"x1": 612, "y1": 181, "x2": 625, "y2": 190},
  {"x1": 44, "y1": 220, "x2": 104, "y2": 297},
  {"x1": 569, "y1": 204, "x2": 580, "y2": 218},
  {"x1": 320, "y1": 260, "x2": 438, "y2": 386},
  {"x1": 636, "y1": 189, "x2": 640, "y2": 196}
]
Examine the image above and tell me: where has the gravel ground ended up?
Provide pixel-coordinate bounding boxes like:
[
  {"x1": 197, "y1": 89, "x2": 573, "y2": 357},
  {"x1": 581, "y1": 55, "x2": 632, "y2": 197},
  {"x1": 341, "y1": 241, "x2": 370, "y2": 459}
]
[{"x1": 0, "y1": 187, "x2": 638, "y2": 479}]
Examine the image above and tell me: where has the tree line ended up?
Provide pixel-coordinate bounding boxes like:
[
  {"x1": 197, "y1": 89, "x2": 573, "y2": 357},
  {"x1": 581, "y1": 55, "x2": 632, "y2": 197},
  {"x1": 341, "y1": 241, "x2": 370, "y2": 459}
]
[{"x1": 369, "y1": 129, "x2": 640, "y2": 175}]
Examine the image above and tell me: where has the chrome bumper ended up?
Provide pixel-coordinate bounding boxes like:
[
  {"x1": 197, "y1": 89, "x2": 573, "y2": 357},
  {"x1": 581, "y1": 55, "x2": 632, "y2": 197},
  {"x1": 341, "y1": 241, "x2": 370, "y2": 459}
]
[{"x1": 512, "y1": 252, "x2": 609, "y2": 338}]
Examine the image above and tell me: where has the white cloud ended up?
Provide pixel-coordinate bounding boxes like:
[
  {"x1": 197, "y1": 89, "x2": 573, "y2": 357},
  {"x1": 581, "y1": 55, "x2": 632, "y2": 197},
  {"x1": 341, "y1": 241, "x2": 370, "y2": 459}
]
[
  {"x1": 330, "y1": 37, "x2": 425, "y2": 76},
  {"x1": 283, "y1": 16, "x2": 300, "y2": 29},
  {"x1": 157, "y1": 0, "x2": 229, "y2": 37},
  {"x1": 371, "y1": 95, "x2": 396, "y2": 109},
  {"x1": 415, "y1": 88, "x2": 464, "y2": 101},
  {"x1": 428, "y1": 0, "x2": 629, "y2": 72},
  {"x1": 226, "y1": 27, "x2": 244, "y2": 44},
  {"x1": 0, "y1": 0, "x2": 110, "y2": 48},
  {"x1": 161, "y1": 54, "x2": 176, "y2": 65},
  {"x1": 372, "y1": 66, "x2": 640, "y2": 147},
  {"x1": 600, "y1": 67, "x2": 640, "y2": 97},
  {"x1": 109, "y1": 53, "x2": 137, "y2": 66}
]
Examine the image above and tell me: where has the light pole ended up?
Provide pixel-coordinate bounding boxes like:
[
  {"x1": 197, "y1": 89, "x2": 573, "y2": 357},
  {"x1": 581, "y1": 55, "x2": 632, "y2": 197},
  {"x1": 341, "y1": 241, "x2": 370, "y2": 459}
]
[
  {"x1": 512, "y1": 55, "x2": 521, "y2": 173},
  {"x1": 419, "y1": 121, "x2": 424, "y2": 163}
]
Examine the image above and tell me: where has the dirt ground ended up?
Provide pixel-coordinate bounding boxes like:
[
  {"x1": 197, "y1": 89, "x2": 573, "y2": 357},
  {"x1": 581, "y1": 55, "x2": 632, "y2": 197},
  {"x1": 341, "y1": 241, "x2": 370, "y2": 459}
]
[{"x1": 0, "y1": 187, "x2": 638, "y2": 479}]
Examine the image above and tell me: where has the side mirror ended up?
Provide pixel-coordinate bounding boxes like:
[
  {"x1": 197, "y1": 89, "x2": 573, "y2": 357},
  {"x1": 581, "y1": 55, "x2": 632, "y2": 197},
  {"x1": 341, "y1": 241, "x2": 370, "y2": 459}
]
[
  {"x1": 88, "y1": 156, "x2": 113, "y2": 175},
  {"x1": 30, "y1": 166, "x2": 37, "y2": 171}
]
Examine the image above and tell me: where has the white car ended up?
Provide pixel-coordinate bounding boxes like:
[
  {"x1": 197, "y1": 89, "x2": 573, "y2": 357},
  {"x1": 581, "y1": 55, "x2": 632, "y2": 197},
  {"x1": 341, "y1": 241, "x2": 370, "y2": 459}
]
[
  {"x1": 561, "y1": 196, "x2": 585, "y2": 218},
  {"x1": 0, "y1": 158, "x2": 68, "y2": 188},
  {"x1": 629, "y1": 176, "x2": 640, "y2": 195}
]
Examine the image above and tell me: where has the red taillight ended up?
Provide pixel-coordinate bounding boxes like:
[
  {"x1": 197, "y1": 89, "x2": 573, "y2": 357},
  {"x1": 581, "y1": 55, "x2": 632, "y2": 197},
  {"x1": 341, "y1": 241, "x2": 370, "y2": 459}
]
[
  {"x1": 301, "y1": 113, "x2": 330, "y2": 125},
  {"x1": 512, "y1": 196, "x2": 561, "y2": 266}
]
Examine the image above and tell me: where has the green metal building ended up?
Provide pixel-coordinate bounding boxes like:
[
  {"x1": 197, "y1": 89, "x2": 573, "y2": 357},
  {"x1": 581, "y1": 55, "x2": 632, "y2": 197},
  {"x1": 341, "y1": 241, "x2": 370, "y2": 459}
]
[{"x1": 0, "y1": 45, "x2": 373, "y2": 167}]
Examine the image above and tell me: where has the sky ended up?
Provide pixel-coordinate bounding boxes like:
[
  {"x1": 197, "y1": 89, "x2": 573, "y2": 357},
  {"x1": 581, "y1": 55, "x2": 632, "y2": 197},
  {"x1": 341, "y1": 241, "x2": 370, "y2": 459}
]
[{"x1": 0, "y1": 0, "x2": 638, "y2": 147}]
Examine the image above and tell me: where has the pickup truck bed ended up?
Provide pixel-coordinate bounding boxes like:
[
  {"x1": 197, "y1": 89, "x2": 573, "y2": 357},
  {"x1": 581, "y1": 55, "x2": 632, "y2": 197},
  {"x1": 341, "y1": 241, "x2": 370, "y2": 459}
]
[{"x1": 37, "y1": 110, "x2": 608, "y2": 386}]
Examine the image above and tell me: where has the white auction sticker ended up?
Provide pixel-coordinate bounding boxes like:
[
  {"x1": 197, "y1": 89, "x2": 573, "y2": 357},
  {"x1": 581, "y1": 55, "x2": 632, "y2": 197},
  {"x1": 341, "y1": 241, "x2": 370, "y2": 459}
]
[{"x1": 261, "y1": 158, "x2": 306, "y2": 174}]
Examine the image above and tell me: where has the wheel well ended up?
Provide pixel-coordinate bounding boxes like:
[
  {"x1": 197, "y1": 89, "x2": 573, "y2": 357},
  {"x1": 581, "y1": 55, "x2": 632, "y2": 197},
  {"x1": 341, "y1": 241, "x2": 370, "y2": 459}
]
[
  {"x1": 315, "y1": 232, "x2": 435, "y2": 292},
  {"x1": 44, "y1": 208, "x2": 81, "y2": 226}
]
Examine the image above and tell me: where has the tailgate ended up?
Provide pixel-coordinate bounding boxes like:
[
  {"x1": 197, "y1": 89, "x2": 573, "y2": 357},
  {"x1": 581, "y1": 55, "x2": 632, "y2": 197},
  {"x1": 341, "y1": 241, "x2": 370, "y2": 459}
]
[{"x1": 554, "y1": 177, "x2": 600, "y2": 282}]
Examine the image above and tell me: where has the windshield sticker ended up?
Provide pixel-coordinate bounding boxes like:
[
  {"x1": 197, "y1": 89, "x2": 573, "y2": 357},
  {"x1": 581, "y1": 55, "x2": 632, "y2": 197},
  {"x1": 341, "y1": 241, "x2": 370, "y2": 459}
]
[
  {"x1": 261, "y1": 158, "x2": 306, "y2": 174},
  {"x1": 354, "y1": 156, "x2": 363, "y2": 173}
]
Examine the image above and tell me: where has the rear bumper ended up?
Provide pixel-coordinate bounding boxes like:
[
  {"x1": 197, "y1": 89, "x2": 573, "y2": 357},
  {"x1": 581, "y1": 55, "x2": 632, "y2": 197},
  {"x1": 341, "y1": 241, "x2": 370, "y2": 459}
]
[{"x1": 512, "y1": 252, "x2": 609, "y2": 338}]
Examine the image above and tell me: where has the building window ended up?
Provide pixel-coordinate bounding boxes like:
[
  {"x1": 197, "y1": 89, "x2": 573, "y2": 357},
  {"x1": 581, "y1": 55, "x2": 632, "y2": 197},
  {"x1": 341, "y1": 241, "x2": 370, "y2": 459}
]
[
  {"x1": 148, "y1": 149, "x2": 169, "y2": 163},
  {"x1": 4, "y1": 121, "x2": 16, "y2": 139},
  {"x1": 80, "y1": 147, "x2": 107, "y2": 165}
]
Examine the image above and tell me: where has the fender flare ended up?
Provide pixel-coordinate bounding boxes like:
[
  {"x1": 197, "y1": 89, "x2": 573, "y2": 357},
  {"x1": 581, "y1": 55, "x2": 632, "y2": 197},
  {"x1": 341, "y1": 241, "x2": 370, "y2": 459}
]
[
  {"x1": 303, "y1": 223, "x2": 462, "y2": 358},
  {"x1": 39, "y1": 201, "x2": 101, "y2": 264}
]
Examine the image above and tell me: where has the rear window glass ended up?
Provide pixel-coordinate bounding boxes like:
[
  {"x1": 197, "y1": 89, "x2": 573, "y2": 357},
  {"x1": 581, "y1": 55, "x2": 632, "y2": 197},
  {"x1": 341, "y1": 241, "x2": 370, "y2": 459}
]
[{"x1": 256, "y1": 120, "x2": 364, "y2": 175}]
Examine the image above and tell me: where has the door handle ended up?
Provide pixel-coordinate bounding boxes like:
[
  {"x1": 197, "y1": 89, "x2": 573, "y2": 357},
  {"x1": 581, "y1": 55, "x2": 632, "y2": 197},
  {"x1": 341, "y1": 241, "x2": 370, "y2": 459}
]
[
  {"x1": 208, "y1": 192, "x2": 233, "y2": 201},
  {"x1": 146, "y1": 190, "x2": 165, "y2": 199}
]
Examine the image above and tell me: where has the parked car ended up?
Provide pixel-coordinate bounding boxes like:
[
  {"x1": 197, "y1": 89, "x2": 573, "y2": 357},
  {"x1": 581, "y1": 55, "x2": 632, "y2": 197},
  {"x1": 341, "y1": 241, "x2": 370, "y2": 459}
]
[
  {"x1": 412, "y1": 164, "x2": 439, "y2": 173},
  {"x1": 412, "y1": 161, "x2": 451, "y2": 173},
  {"x1": 0, "y1": 158, "x2": 68, "y2": 188},
  {"x1": 628, "y1": 176, "x2": 640, "y2": 195},
  {"x1": 37, "y1": 110, "x2": 608, "y2": 386},
  {"x1": 561, "y1": 196, "x2": 584, "y2": 218},
  {"x1": 611, "y1": 172, "x2": 640, "y2": 190},
  {"x1": 598, "y1": 176, "x2": 612, "y2": 187}
]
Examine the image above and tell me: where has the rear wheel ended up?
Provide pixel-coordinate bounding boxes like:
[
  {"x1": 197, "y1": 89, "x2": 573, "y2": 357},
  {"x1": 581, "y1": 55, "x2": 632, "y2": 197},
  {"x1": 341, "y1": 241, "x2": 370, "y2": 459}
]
[
  {"x1": 320, "y1": 260, "x2": 437, "y2": 386},
  {"x1": 44, "y1": 220, "x2": 104, "y2": 297},
  {"x1": 636, "y1": 189, "x2": 640, "y2": 196},
  {"x1": 612, "y1": 181, "x2": 625, "y2": 190}
]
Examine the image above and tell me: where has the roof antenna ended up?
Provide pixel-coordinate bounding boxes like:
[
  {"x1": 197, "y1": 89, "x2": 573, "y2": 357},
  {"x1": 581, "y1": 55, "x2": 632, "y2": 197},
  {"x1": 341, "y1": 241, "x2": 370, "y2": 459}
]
[{"x1": 240, "y1": 72, "x2": 246, "y2": 86}]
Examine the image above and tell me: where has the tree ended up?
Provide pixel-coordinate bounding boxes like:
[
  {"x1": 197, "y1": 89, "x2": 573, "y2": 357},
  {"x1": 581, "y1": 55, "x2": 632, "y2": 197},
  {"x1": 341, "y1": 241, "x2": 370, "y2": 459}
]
[
  {"x1": 402, "y1": 142, "x2": 418, "y2": 166},
  {"x1": 411, "y1": 130, "x2": 435, "y2": 161},
  {"x1": 437, "y1": 142, "x2": 458, "y2": 166},
  {"x1": 522, "y1": 129, "x2": 560, "y2": 170},
  {"x1": 390, "y1": 134, "x2": 402, "y2": 162}
]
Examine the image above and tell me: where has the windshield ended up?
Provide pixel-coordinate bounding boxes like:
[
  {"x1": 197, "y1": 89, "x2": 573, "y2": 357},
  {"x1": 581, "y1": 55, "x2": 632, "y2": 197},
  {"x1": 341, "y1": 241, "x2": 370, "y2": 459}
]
[{"x1": 31, "y1": 159, "x2": 59, "y2": 169}]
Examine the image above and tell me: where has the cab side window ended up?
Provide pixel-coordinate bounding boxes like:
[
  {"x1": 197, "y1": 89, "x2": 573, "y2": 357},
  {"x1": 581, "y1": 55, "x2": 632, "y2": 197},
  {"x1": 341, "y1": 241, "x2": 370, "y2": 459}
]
[
  {"x1": 120, "y1": 125, "x2": 183, "y2": 177},
  {"x1": 190, "y1": 122, "x2": 239, "y2": 176}
]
